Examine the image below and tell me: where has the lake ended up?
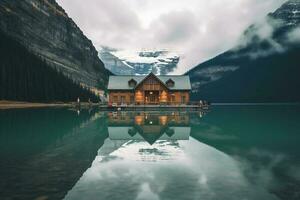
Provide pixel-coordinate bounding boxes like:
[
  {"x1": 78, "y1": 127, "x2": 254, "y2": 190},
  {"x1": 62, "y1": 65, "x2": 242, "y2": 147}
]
[{"x1": 0, "y1": 106, "x2": 300, "y2": 200}]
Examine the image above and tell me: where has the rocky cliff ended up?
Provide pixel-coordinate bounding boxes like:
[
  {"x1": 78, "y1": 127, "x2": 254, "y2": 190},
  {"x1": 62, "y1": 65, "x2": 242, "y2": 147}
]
[{"x1": 0, "y1": 0, "x2": 109, "y2": 88}]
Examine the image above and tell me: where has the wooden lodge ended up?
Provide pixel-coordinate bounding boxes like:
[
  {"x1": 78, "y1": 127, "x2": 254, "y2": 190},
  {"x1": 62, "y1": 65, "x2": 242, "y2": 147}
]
[{"x1": 107, "y1": 73, "x2": 191, "y2": 105}]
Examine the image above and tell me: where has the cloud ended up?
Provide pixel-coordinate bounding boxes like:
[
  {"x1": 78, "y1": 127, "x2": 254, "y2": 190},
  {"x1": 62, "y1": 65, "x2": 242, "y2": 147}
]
[
  {"x1": 237, "y1": 17, "x2": 280, "y2": 47},
  {"x1": 58, "y1": 0, "x2": 143, "y2": 48},
  {"x1": 287, "y1": 27, "x2": 300, "y2": 43},
  {"x1": 191, "y1": 66, "x2": 240, "y2": 90},
  {"x1": 150, "y1": 10, "x2": 200, "y2": 45},
  {"x1": 232, "y1": 15, "x2": 299, "y2": 60},
  {"x1": 57, "y1": 0, "x2": 287, "y2": 74}
]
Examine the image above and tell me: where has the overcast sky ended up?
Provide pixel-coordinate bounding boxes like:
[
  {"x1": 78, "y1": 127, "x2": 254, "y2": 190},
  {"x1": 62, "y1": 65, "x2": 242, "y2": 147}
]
[{"x1": 57, "y1": 0, "x2": 287, "y2": 74}]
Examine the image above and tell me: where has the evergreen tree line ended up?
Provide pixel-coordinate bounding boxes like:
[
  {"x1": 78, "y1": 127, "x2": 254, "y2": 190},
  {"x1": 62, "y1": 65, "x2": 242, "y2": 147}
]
[{"x1": 0, "y1": 31, "x2": 100, "y2": 103}]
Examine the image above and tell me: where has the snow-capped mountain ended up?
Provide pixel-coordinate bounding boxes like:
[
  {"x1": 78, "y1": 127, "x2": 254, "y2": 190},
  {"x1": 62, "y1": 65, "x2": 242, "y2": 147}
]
[{"x1": 99, "y1": 47, "x2": 180, "y2": 75}]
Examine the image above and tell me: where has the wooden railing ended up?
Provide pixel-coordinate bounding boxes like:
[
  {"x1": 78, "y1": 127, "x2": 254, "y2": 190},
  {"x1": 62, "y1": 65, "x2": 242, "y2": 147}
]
[{"x1": 108, "y1": 101, "x2": 210, "y2": 106}]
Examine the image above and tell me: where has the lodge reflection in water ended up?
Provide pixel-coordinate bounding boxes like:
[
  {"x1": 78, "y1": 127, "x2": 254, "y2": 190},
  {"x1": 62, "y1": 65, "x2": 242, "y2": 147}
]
[{"x1": 107, "y1": 112, "x2": 191, "y2": 144}]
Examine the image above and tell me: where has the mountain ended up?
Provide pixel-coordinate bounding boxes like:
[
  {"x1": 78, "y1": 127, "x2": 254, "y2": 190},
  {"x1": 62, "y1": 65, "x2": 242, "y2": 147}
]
[
  {"x1": 99, "y1": 47, "x2": 135, "y2": 75},
  {"x1": 99, "y1": 48, "x2": 180, "y2": 75},
  {"x1": 0, "y1": 30, "x2": 100, "y2": 102},
  {"x1": 0, "y1": 0, "x2": 109, "y2": 89},
  {"x1": 187, "y1": 0, "x2": 300, "y2": 103}
]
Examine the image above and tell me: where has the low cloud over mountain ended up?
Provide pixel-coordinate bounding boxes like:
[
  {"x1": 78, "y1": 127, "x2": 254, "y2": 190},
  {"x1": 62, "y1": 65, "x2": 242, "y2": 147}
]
[
  {"x1": 58, "y1": 0, "x2": 286, "y2": 74},
  {"x1": 187, "y1": 0, "x2": 300, "y2": 103}
]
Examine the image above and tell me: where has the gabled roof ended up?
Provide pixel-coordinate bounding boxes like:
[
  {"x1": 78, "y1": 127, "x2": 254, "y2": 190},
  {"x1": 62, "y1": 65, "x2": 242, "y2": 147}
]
[
  {"x1": 134, "y1": 72, "x2": 169, "y2": 90},
  {"x1": 166, "y1": 78, "x2": 175, "y2": 87},
  {"x1": 128, "y1": 78, "x2": 137, "y2": 83},
  {"x1": 108, "y1": 73, "x2": 191, "y2": 90},
  {"x1": 128, "y1": 78, "x2": 137, "y2": 87}
]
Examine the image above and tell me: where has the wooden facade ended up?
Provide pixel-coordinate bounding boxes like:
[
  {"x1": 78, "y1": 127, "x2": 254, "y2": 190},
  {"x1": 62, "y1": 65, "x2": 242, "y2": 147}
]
[{"x1": 108, "y1": 73, "x2": 191, "y2": 105}]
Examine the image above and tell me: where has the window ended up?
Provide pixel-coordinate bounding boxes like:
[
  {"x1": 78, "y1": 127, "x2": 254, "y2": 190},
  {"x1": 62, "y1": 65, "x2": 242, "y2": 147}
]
[
  {"x1": 130, "y1": 96, "x2": 134, "y2": 104},
  {"x1": 121, "y1": 96, "x2": 126, "y2": 103},
  {"x1": 181, "y1": 96, "x2": 186, "y2": 104},
  {"x1": 113, "y1": 96, "x2": 118, "y2": 103},
  {"x1": 171, "y1": 94, "x2": 175, "y2": 102},
  {"x1": 128, "y1": 79, "x2": 137, "y2": 87},
  {"x1": 166, "y1": 79, "x2": 175, "y2": 87}
]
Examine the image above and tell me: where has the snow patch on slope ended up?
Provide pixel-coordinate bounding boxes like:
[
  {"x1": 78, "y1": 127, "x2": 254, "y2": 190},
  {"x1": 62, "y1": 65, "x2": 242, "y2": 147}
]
[{"x1": 99, "y1": 47, "x2": 180, "y2": 75}]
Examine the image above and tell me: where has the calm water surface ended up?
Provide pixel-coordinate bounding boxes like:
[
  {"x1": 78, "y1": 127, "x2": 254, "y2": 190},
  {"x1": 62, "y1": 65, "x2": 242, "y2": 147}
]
[{"x1": 0, "y1": 106, "x2": 300, "y2": 200}]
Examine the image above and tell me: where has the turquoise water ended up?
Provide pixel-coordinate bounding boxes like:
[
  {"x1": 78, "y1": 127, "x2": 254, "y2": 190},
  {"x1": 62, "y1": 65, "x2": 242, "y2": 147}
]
[{"x1": 0, "y1": 106, "x2": 300, "y2": 200}]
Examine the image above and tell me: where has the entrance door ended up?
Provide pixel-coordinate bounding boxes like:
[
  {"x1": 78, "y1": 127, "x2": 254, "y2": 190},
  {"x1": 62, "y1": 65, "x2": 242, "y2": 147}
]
[{"x1": 144, "y1": 91, "x2": 159, "y2": 104}]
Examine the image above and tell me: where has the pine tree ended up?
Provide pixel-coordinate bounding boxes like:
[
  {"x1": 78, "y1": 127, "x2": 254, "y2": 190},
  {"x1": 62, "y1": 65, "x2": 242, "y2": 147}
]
[{"x1": 0, "y1": 31, "x2": 100, "y2": 103}]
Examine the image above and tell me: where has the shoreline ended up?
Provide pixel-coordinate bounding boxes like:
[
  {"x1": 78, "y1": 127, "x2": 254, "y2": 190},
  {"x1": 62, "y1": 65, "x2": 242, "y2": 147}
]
[
  {"x1": 0, "y1": 101, "x2": 98, "y2": 110},
  {"x1": 212, "y1": 102, "x2": 300, "y2": 106},
  {"x1": 1, "y1": 101, "x2": 300, "y2": 110}
]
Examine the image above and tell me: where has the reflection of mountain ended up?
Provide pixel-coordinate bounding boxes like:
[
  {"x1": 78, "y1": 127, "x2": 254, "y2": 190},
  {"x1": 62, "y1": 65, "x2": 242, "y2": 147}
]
[
  {"x1": 2, "y1": 108, "x2": 297, "y2": 200},
  {"x1": 190, "y1": 105, "x2": 300, "y2": 200},
  {"x1": 65, "y1": 137, "x2": 276, "y2": 200},
  {"x1": 190, "y1": 105, "x2": 300, "y2": 156},
  {"x1": 0, "y1": 109, "x2": 108, "y2": 200},
  {"x1": 99, "y1": 48, "x2": 180, "y2": 75},
  {"x1": 63, "y1": 111, "x2": 293, "y2": 200}
]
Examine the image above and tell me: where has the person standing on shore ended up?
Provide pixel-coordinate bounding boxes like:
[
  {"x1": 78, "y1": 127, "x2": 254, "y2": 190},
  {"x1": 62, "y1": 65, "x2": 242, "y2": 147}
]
[
  {"x1": 88, "y1": 98, "x2": 92, "y2": 107},
  {"x1": 77, "y1": 97, "x2": 80, "y2": 108}
]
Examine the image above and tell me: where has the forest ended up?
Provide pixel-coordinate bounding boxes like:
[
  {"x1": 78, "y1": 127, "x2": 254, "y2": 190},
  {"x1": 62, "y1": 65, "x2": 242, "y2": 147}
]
[{"x1": 0, "y1": 31, "x2": 100, "y2": 103}]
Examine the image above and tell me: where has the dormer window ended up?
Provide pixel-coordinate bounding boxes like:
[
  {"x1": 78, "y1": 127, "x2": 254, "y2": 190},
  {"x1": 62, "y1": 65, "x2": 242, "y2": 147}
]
[
  {"x1": 128, "y1": 79, "x2": 137, "y2": 87},
  {"x1": 166, "y1": 79, "x2": 175, "y2": 88}
]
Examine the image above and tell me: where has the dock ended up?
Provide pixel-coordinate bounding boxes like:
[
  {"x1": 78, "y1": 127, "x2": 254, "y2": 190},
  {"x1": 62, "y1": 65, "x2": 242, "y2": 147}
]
[{"x1": 98, "y1": 104, "x2": 209, "y2": 111}]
